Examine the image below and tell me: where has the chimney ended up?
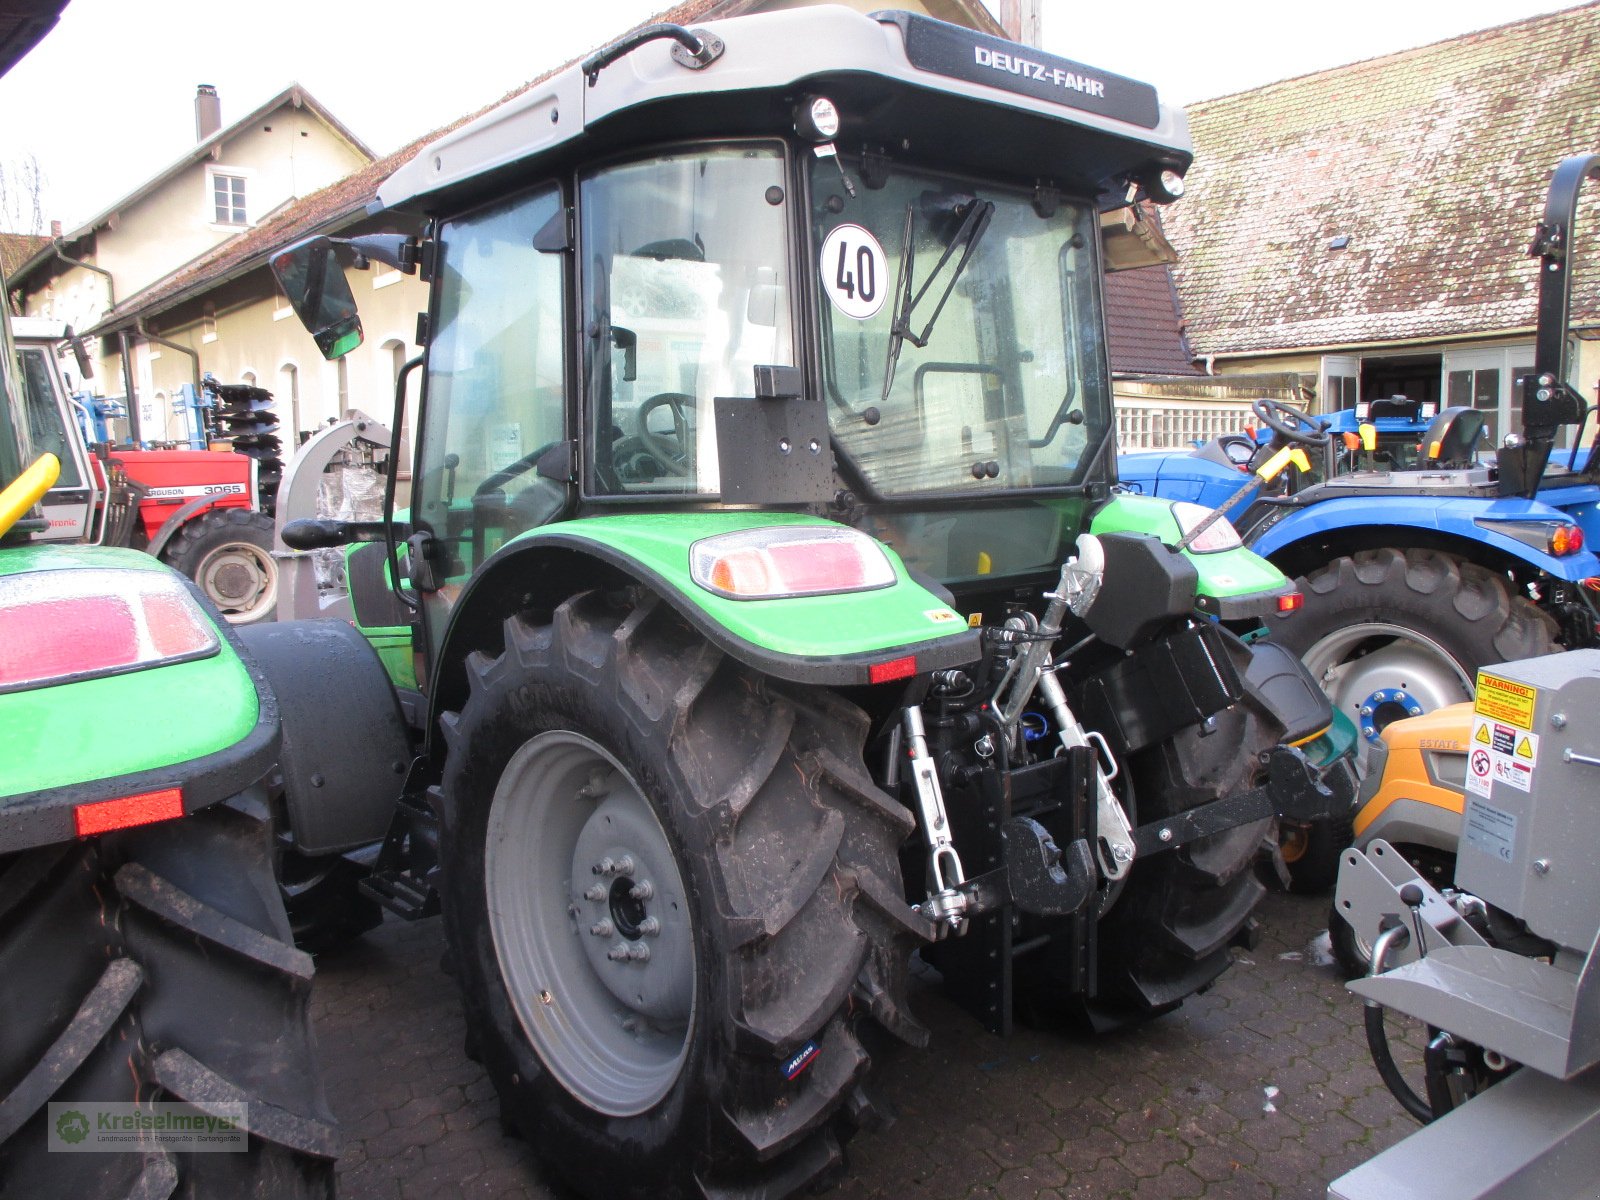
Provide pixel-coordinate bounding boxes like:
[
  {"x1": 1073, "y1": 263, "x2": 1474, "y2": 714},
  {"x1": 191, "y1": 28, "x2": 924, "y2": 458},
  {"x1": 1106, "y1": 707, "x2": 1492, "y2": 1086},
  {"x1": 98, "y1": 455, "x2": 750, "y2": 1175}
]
[
  {"x1": 50, "y1": 220, "x2": 61, "y2": 238},
  {"x1": 195, "y1": 84, "x2": 221, "y2": 142}
]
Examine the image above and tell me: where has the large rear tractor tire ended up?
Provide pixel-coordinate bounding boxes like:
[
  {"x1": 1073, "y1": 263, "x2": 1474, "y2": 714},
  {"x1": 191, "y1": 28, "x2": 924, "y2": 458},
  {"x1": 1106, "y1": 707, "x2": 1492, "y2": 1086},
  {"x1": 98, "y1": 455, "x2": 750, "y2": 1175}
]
[
  {"x1": 1272, "y1": 549, "x2": 1558, "y2": 766},
  {"x1": 1269, "y1": 548, "x2": 1557, "y2": 892},
  {"x1": 0, "y1": 798, "x2": 337, "y2": 1197},
  {"x1": 164, "y1": 508, "x2": 279, "y2": 625},
  {"x1": 437, "y1": 590, "x2": 925, "y2": 1200},
  {"x1": 1080, "y1": 703, "x2": 1274, "y2": 1025}
]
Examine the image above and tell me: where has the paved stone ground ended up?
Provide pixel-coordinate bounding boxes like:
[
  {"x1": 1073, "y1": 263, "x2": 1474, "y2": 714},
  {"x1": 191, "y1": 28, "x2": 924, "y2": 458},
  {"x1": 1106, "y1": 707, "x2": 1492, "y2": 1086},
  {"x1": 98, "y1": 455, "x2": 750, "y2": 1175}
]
[{"x1": 311, "y1": 890, "x2": 1426, "y2": 1199}]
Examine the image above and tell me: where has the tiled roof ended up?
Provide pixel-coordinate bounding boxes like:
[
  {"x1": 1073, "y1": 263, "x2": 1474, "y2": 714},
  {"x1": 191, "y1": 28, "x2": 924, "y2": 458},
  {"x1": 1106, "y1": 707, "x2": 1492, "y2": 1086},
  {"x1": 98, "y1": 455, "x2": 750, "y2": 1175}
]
[
  {"x1": 1164, "y1": 2, "x2": 1600, "y2": 357},
  {"x1": 0, "y1": 231, "x2": 48, "y2": 281},
  {"x1": 1104, "y1": 265, "x2": 1199, "y2": 376},
  {"x1": 95, "y1": 0, "x2": 1003, "y2": 334}
]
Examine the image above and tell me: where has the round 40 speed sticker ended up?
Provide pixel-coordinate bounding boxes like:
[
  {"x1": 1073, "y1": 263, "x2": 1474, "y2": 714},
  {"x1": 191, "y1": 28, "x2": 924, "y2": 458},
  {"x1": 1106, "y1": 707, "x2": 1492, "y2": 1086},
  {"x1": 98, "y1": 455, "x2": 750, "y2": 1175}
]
[{"x1": 820, "y1": 223, "x2": 888, "y2": 320}]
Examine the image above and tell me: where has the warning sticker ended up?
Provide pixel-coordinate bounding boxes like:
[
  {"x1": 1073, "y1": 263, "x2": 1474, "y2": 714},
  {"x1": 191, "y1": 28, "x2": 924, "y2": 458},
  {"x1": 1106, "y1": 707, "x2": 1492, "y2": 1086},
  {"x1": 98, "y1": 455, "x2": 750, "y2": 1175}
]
[
  {"x1": 1463, "y1": 795, "x2": 1518, "y2": 864},
  {"x1": 1475, "y1": 673, "x2": 1536, "y2": 728},
  {"x1": 1466, "y1": 715, "x2": 1539, "y2": 797},
  {"x1": 1467, "y1": 742, "x2": 1493, "y2": 798}
]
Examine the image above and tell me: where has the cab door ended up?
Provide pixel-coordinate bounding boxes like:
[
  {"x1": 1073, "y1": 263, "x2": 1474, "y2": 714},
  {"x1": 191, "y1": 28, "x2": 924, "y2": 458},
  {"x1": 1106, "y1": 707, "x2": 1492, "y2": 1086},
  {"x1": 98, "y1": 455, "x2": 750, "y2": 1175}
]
[{"x1": 411, "y1": 184, "x2": 568, "y2": 664}]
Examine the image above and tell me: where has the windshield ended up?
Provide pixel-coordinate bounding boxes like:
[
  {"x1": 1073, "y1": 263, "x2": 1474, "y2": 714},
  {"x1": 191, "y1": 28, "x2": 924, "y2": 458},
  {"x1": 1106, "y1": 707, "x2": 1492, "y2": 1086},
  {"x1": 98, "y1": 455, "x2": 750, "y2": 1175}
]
[
  {"x1": 811, "y1": 158, "x2": 1111, "y2": 498},
  {"x1": 18, "y1": 346, "x2": 81, "y2": 488}
]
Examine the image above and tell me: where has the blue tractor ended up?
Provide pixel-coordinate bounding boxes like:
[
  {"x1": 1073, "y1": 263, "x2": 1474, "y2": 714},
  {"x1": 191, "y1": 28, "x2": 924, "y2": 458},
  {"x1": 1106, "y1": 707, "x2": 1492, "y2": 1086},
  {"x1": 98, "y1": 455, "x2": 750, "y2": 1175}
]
[{"x1": 1121, "y1": 155, "x2": 1600, "y2": 883}]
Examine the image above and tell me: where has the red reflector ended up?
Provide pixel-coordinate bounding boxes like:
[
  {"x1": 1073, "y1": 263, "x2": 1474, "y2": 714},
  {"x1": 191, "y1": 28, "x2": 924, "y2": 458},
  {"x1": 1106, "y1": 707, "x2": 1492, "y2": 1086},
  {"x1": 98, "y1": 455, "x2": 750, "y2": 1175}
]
[
  {"x1": 1277, "y1": 592, "x2": 1304, "y2": 613},
  {"x1": 868, "y1": 655, "x2": 917, "y2": 684},
  {"x1": 74, "y1": 788, "x2": 184, "y2": 837},
  {"x1": 1552, "y1": 525, "x2": 1584, "y2": 556}
]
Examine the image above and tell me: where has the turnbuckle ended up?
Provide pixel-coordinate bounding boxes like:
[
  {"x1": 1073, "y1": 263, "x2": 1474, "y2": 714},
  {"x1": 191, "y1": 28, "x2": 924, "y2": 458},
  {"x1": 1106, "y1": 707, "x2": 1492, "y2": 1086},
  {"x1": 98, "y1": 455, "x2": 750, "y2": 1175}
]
[{"x1": 903, "y1": 705, "x2": 968, "y2": 934}]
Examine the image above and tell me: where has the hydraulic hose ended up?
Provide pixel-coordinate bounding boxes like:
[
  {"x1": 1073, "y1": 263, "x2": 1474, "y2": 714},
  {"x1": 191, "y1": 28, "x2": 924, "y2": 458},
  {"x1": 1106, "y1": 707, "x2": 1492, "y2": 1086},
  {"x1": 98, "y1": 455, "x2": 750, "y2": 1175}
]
[
  {"x1": 1363, "y1": 923, "x2": 1434, "y2": 1124},
  {"x1": 1364, "y1": 1004, "x2": 1433, "y2": 1124}
]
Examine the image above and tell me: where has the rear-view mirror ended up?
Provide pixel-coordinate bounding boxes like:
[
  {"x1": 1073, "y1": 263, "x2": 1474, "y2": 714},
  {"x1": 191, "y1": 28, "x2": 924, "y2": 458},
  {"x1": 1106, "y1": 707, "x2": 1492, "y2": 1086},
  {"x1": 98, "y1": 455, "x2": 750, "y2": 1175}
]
[{"x1": 270, "y1": 238, "x2": 364, "y2": 360}]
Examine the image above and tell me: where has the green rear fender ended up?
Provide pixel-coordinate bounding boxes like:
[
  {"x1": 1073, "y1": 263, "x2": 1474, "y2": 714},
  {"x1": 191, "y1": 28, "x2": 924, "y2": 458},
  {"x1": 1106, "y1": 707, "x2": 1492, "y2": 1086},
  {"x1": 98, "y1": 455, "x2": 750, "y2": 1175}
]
[
  {"x1": 0, "y1": 545, "x2": 278, "y2": 853},
  {"x1": 1091, "y1": 493, "x2": 1291, "y2": 603},
  {"x1": 427, "y1": 513, "x2": 980, "y2": 731}
]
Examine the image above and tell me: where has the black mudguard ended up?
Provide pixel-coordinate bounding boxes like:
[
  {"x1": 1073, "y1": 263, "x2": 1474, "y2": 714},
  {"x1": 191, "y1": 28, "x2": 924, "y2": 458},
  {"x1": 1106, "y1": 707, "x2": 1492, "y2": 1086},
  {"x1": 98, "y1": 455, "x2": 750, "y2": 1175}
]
[{"x1": 238, "y1": 620, "x2": 412, "y2": 855}]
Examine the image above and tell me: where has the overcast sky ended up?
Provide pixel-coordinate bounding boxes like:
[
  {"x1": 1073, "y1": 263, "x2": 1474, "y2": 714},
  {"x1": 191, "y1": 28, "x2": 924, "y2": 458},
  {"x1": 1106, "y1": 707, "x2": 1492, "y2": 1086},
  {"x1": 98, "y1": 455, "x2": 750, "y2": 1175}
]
[{"x1": 0, "y1": 0, "x2": 1578, "y2": 231}]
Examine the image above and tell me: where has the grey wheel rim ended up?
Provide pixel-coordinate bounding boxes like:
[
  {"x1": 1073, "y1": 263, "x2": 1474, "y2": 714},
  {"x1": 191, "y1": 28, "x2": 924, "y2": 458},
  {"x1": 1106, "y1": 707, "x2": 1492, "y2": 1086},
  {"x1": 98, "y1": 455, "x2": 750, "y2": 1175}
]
[
  {"x1": 486, "y1": 730, "x2": 695, "y2": 1116},
  {"x1": 195, "y1": 540, "x2": 277, "y2": 623},
  {"x1": 1302, "y1": 621, "x2": 1474, "y2": 768}
]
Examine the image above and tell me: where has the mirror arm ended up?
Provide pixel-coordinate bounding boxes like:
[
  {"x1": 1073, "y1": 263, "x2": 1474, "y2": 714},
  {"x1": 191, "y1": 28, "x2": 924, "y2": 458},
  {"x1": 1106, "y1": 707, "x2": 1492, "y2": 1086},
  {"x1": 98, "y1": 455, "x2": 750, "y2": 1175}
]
[{"x1": 339, "y1": 234, "x2": 420, "y2": 275}]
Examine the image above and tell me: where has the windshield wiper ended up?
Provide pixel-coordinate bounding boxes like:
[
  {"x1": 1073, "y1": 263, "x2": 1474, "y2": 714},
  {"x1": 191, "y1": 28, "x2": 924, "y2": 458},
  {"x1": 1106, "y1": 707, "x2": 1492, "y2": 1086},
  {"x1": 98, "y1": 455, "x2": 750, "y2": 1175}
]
[{"x1": 880, "y1": 197, "x2": 996, "y2": 404}]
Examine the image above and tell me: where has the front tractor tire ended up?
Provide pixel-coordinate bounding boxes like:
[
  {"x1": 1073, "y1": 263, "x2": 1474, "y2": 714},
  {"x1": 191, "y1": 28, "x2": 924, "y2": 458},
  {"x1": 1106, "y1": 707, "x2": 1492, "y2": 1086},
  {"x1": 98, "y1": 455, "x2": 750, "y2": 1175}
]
[
  {"x1": 0, "y1": 799, "x2": 337, "y2": 1197},
  {"x1": 163, "y1": 507, "x2": 279, "y2": 625},
  {"x1": 438, "y1": 591, "x2": 924, "y2": 1200}
]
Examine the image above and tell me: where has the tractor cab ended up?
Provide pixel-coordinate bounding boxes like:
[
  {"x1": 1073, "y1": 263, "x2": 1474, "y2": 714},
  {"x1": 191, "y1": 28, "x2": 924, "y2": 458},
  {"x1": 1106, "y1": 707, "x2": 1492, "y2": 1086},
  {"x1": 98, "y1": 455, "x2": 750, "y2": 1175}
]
[{"x1": 272, "y1": 7, "x2": 1231, "y2": 654}]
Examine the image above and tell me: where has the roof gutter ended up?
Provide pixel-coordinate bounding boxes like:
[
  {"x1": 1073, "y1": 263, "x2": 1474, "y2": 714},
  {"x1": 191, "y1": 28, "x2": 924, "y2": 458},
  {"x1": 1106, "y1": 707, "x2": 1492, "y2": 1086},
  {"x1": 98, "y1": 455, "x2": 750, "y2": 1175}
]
[
  {"x1": 1193, "y1": 324, "x2": 1565, "y2": 361},
  {"x1": 50, "y1": 237, "x2": 114, "y2": 309}
]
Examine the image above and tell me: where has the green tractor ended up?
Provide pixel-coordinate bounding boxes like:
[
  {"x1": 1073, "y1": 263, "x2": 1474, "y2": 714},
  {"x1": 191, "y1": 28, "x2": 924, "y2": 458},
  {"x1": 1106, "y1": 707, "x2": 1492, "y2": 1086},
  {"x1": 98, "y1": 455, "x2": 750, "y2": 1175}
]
[
  {"x1": 0, "y1": 317, "x2": 336, "y2": 1188},
  {"x1": 260, "y1": 9, "x2": 1358, "y2": 1198}
]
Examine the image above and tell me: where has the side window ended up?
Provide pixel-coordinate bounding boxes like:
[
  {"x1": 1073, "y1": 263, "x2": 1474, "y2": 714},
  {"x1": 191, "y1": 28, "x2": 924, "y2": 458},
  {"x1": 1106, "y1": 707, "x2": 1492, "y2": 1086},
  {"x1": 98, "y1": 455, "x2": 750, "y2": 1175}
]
[{"x1": 417, "y1": 185, "x2": 565, "y2": 583}]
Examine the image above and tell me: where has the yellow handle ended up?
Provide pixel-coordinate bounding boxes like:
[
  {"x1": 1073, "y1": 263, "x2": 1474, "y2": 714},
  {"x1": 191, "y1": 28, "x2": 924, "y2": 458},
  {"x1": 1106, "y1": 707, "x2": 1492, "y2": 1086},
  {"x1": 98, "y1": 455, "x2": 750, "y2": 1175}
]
[
  {"x1": 0, "y1": 452, "x2": 61, "y2": 539},
  {"x1": 1359, "y1": 423, "x2": 1377, "y2": 452},
  {"x1": 1255, "y1": 445, "x2": 1311, "y2": 481}
]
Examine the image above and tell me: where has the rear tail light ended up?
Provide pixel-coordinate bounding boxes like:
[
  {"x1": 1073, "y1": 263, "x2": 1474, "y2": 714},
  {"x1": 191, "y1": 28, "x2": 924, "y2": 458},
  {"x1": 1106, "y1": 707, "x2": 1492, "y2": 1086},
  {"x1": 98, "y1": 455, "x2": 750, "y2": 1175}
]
[
  {"x1": 1474, "y1": 518, "x2": 1586, "y2": 558},
  {"x1": 1277, "y1": 592, "x2": 1304, "y2": 613},
  {"x1": 1171, "y1": 501, "x2": 1244, "y2": 553},
  {"x1": 690, "y1": 526, "x2": 896, "y2": 600},
  {"x1": 0, "y1": 569, "x2": 219, "y2": 693}
]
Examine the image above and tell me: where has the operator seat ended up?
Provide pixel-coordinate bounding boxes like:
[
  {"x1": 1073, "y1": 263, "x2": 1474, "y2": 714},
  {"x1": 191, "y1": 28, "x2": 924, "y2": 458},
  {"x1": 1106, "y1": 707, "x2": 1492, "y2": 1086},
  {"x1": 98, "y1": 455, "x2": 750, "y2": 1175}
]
[{"x1": 1421, "y1": 406, "x2": 1486, "y2": 468}]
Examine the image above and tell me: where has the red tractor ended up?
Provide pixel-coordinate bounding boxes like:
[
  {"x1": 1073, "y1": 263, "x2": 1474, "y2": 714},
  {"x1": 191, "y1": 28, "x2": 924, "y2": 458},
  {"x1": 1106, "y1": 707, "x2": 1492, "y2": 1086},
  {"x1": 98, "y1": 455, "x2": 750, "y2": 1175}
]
[{"x1": 16, "y1": 318, "x2": 279, "y2": 622}]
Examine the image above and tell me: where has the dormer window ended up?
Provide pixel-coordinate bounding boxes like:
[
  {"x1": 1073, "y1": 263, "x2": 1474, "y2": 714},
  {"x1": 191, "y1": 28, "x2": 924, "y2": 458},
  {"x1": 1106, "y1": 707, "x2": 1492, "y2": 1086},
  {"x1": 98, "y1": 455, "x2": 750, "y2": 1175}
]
[{"x1": 211, "y1": 170, "x2": 247, "y2": 225}]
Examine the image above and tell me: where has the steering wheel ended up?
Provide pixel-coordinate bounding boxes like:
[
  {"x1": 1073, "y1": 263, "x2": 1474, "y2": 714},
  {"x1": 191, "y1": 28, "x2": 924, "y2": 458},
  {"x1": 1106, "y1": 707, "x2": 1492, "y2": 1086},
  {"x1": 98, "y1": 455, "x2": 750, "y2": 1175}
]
[
  {"x1": 1252, "y1": 397, "x2": 1329, "y2": 447},
  {"x1": 1216, "y1": 432, "x2": 1258, "y2": 468},
  {"x1": 474, "y1": 441, "x2": 558, "y2": 498},
  {"x1": 635, "y1": 392, "x2": 695, "y2": 477}
]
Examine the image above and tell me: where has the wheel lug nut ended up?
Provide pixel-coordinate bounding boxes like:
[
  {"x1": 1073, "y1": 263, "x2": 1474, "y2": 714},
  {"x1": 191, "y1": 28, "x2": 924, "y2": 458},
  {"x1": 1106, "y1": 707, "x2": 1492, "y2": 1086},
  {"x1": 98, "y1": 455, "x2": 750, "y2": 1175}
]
[
  {"x1": 593, "y1": 857, "x2": 616, "y2": 875},
  {"x1": 638, "y1": 917, "x2": 661, "y2": 937},
  {"x1": 607, "y1": 943, "x2": 630, "y2": 961},
  {"x1": 590, "y1": 920, "x2": 614, "y2": 937},
  {"x1": 615, "y1": 854, "x2": 636, "y2": 876},
  {"x1": 627, "y1": 942, "x2": 651, "y2": 962},
  {"x1": 629, "y1": 880, "x2": 654, "y2": 900},
  {"x1": 584, "y1": 884, "x2": 607, "y2": 901}
]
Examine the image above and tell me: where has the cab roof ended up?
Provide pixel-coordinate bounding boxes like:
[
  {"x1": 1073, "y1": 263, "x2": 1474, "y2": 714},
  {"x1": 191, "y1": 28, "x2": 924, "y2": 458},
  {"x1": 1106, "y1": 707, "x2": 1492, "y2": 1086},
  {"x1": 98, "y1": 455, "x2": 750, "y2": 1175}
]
[{"x1": 377, "y1": 6, "x2": 1190, "y2": 214}]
